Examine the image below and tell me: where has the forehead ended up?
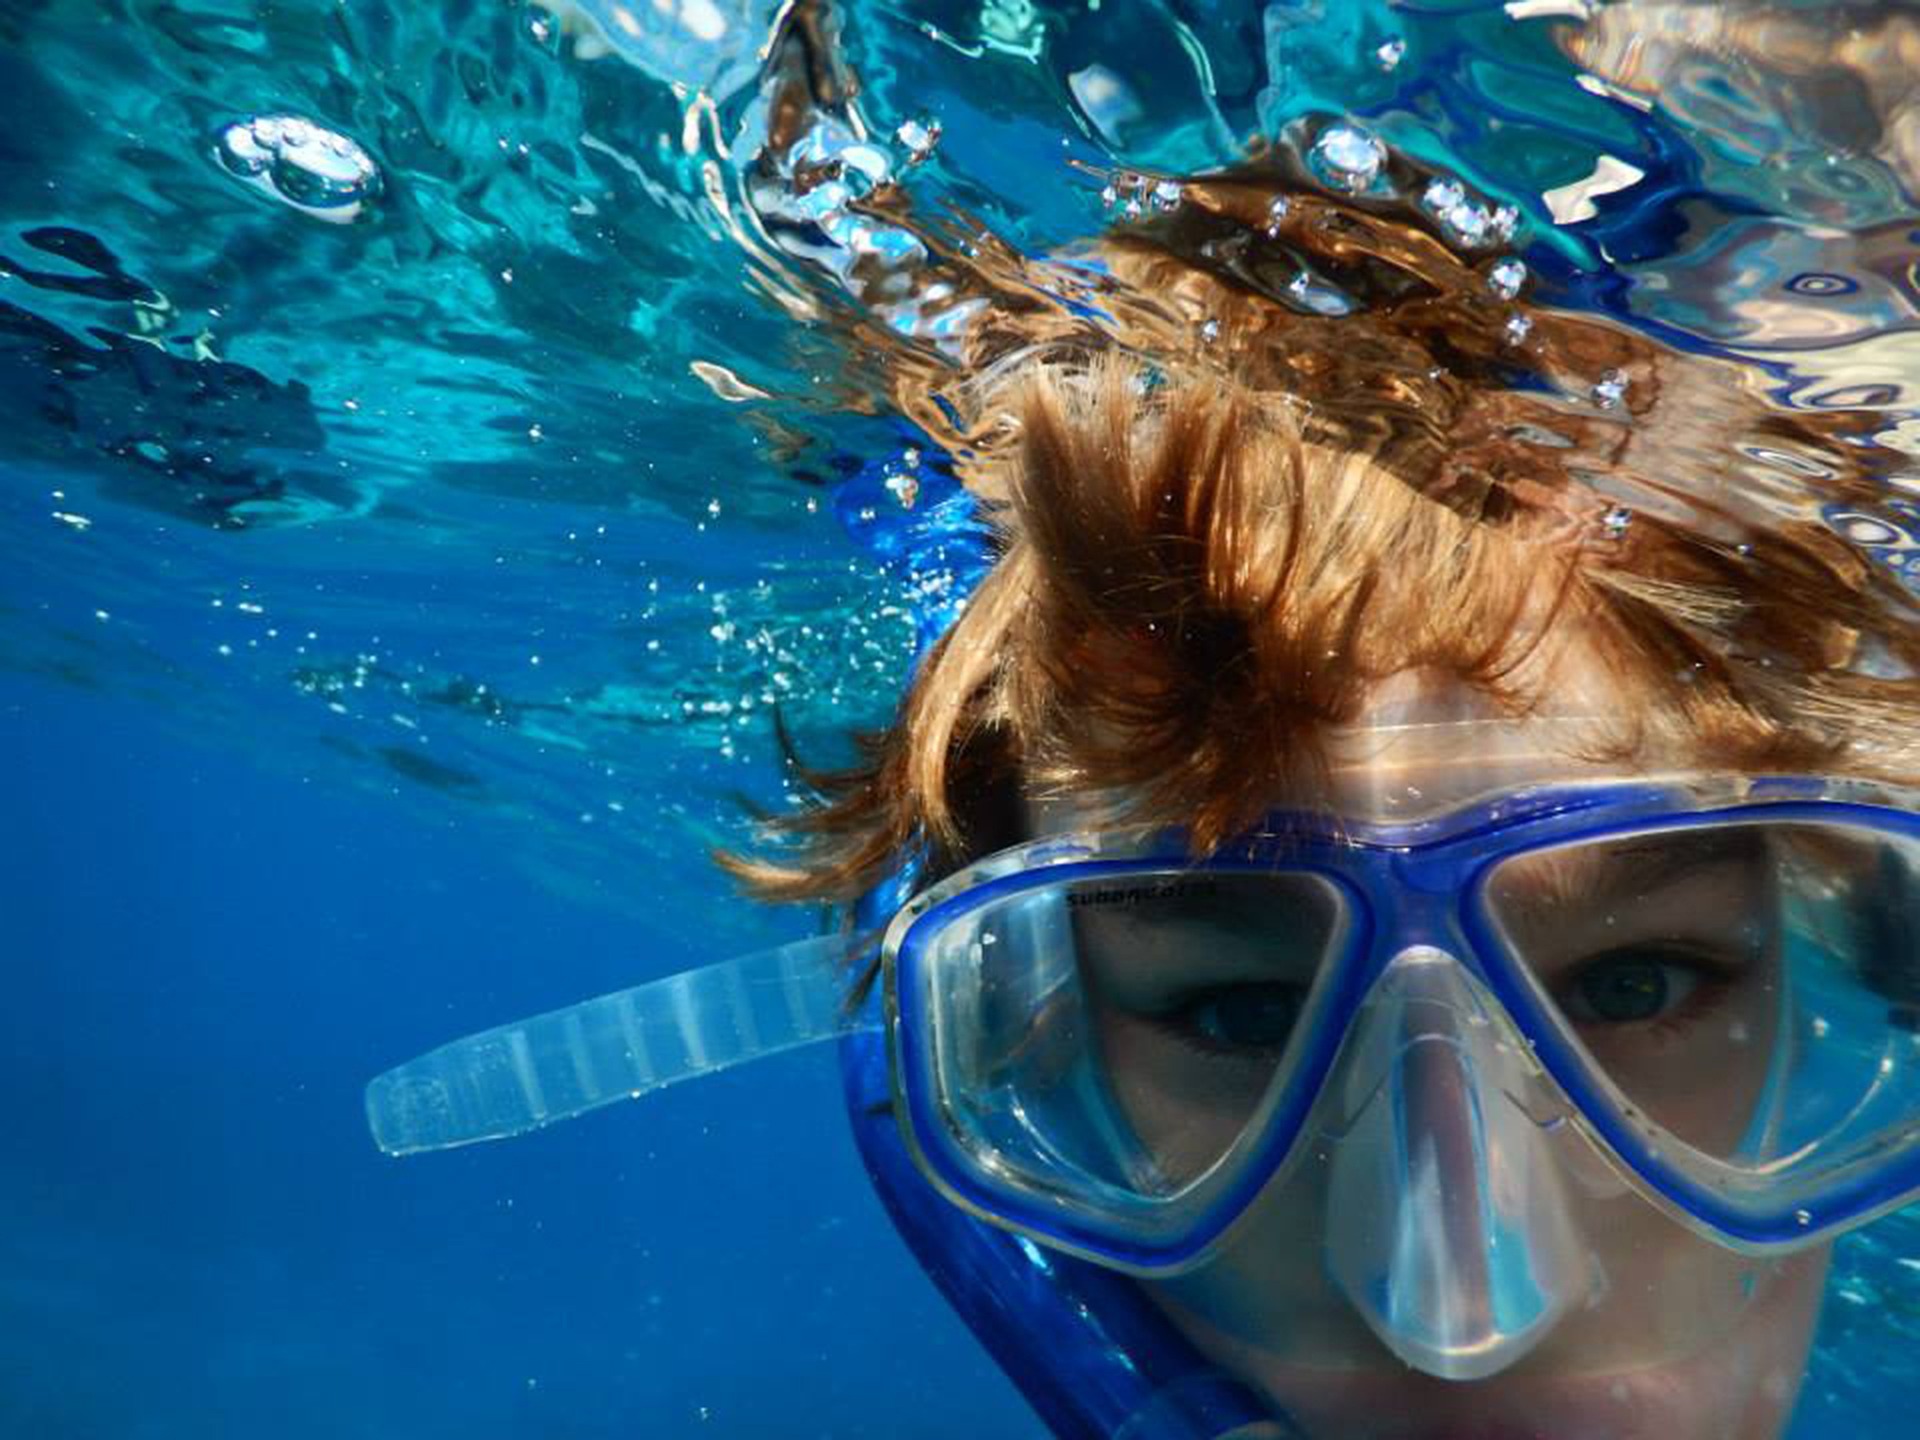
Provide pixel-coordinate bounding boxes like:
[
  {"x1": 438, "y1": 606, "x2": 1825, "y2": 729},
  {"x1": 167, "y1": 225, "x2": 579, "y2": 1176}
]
[
  {"x1": 1325, "y1": 715, "x2": 1632, "y2": 817},
  {"x1": 1489, "y1": 825, "x2": 1773, "y2": 913},
  {"x1": 1028, "y1": 646, "x2": 1655, "y2": 836},
  {"x1": 1028, "y1": 715, "x2": 1638, "y2": 836}
]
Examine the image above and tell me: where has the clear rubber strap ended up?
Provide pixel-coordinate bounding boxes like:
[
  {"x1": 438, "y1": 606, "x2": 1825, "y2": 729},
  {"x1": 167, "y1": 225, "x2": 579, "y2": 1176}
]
[{"x1": 366, "y1": 933, "x2": 877, "y2": 1156}]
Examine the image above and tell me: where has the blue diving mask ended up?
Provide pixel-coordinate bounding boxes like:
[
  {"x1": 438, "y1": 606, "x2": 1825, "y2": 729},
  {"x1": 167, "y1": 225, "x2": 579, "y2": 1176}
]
[{"x1": 365, "y1": 756, "x2": 1920, "y2": 1417}]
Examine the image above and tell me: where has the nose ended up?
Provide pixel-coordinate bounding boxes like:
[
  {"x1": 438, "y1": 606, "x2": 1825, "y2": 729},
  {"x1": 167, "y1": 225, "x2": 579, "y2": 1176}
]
[{"x1": 1320, "y1": 945, "x2": 1592, "y2": 1380}]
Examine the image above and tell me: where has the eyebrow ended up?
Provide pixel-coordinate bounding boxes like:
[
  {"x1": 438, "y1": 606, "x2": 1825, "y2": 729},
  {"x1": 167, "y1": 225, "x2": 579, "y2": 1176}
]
[
  {"x1": 1493, "y1": 829, "x2": 1770, "y2": 914},
  {"x1": 1068, "y1": 877, "x2": 1341, "y2": 998}
]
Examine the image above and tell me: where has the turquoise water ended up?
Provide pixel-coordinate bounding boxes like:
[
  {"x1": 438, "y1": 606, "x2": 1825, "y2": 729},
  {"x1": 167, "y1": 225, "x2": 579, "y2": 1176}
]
[{"x1": 7, "y1": 0, "x2": 1920, "y2": 1434}]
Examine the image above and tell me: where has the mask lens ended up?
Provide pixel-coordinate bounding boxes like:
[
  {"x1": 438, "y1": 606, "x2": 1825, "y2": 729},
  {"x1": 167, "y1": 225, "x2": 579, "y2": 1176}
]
[
  {"x1": 910, "y1": 869, "x2": 1352, "y2": 1239},
  {"x1": 1480, "y1": 819, "x2": 1920, "y2": 1186}
]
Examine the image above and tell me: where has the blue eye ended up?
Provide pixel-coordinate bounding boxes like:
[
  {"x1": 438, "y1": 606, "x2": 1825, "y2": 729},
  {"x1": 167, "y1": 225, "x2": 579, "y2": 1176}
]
[
  {"x1": 1562, "y1": 949, "x2": 1704, "y2": 1024},
  {"x1": 1177, "y1": 983, "x2": 1305, "y2": 1053}
]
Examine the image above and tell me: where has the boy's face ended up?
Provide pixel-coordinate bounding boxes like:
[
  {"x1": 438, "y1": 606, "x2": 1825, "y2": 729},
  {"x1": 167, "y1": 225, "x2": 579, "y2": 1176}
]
[
  {"x1": 1147, "y1": 1253, "x2": 1827, "y2": 1440},
  {"x1": 1024, "y1": 683, "x2": 1834, "y2": 1440},
  {"x1": 1136, "y1": 1073, "x2": 1829, "y2": 1440}
]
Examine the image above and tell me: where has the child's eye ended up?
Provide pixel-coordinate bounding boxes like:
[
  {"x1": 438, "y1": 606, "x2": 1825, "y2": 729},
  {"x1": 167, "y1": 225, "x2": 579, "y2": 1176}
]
[
  {"x1": 1559, "y1": 947, "x2": 1714, "y2": 1025},
  {"x1": 1169, "y1": 983, "x2": 1307, "y2": 1054}
]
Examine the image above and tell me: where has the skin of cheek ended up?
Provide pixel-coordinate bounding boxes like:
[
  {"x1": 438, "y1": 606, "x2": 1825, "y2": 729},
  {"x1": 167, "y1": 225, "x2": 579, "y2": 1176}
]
[
  {"x1": 1137, "y1": 1154, "x2": 1833, "y2": 1440},
  {"x1": 1570, "y1": 944, "x2": 1780, "y2": 1160},
  {"x1": 1493, "y1": 853, "x2": 1786, "y2": 1162},
  {"x1": 1094, "y1": 1010, "x2": 1280, "y2": 1186}
]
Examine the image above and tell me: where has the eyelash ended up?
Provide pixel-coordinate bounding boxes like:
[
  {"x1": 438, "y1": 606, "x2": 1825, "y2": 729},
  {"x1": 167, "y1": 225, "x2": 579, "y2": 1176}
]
[
  {"x1": 1561, "y1": 944, "x2": 1746, "y2": 1037},
  {"x1": 1147, "y1": 982, "x2": 1307, "y2": 1061},
  {"x1": 1140, "y1": 944, "x2": 1751, "y2": 1062}
]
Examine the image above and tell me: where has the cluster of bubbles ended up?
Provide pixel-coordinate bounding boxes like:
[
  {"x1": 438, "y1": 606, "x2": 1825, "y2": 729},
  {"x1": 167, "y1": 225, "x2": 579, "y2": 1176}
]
[
  {"x1": 881, "y1": 448, "x2": 924, "y2": 509},
  {"x1": 213, "y1": 114, "x2": 381, "y2": 224},
  {"x1": 1302, "y1": 120, "x2": 1522, "y2": 252},
  {"x1": 1307, "y1": 124, "x2": 1388, "y2": 196},
  {"x1": 1093, "y1": 118, "x2": 1644, "y2": 558},
  {"x1": 1084, "y1": 123, "x2": 1561, "y2": 352},
  {"x1": 1285, "y1": 120, "x2": 1651, "y2": 538},
  {"x1": 1093, "y1": 164, "x2": 1360, "y2": 323},
  {"x1": 1098, "y1": 171, "x2": 1187, "y2": 220},
  {"x1": 751, "y1": 121, "x2": 895, "y2": 251},
  {"x1": 1095, "y1": 168, "x2": 1281, "y2": 233},
  {"x1": 1420, "y1": 177, "x2": 1520, "y2": 251},
  {"x1": 739, "y1": 96, "x2": 985, "y2": 349}
]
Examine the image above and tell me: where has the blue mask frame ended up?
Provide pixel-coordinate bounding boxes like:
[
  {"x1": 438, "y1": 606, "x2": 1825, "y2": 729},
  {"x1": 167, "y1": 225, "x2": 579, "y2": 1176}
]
[{"x1": 884, "y1": 775, "x2": 1920, "y2": 1275}]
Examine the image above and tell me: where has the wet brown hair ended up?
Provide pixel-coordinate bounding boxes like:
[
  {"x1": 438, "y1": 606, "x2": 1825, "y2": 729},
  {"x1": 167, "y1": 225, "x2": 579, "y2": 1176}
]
[{"x1": 724, "y1": 164, "x2": 1920, "y2": 906}]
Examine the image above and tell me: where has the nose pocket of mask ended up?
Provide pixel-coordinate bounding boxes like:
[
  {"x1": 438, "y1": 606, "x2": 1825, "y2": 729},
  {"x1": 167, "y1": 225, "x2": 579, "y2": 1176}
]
[{"x1": 1322, "y1": 946, "x2": 1592, "y2": 1380}]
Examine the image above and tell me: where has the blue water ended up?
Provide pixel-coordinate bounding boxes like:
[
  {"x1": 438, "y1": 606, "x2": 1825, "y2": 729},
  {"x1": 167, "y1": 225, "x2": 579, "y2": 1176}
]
[
  {"x1": 9, "y1": 0, "x2": 1920, "y2": 1434},
  {"x1": 2, "y1": 675, "x2": 1043, "y2": 1438}
]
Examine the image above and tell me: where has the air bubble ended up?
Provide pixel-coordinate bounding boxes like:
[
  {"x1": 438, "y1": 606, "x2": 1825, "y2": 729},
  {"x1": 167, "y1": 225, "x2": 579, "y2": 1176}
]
[
  {"x1": 1150, "y1": 178, "x2": 1184, "y2": 213},
  {"x1": 1375, "y1": 37, "x2": 1406, "y2": 71},
  {"x1": 1487, "y1": 258, "x2": 1527, "y2": 300},
  {"x1": 1263, "y1": 196, "x2": 1291, "y2": 236},
  {"x1": 884, "y1": 471, "x2": 920, "y2": 508},
  {"x1": 1503, "y1": 313, "x2": 1534, "y2": 345},
  {"x1": 1828, "y1": 512, "x2": 1901, "y2": 546},
  {"x1": 221, "y1": 127, "x2": 271, "y2": 176},
  {"x1": 1199, "y1": 318, "x2": 1220, "y2": 344},
  {"x1": 1101, "y1": 172, "x2": 1144, "y2": 213},
  {"x1": 215, "y1": 113, "x2": 381, "y2": 224},
  {"x1": 1423, "y1": 177, "x2": 1465, "y2": 214},
  {"x1": 1592, "y1": 369, "x2": 1629, "y2": 409},
  {"x1": 895, "y1": 115, "x2": 942, "y2": 164},
  {"x1": 1284, "y1": 269, "x2": 1355, "y2": 317},
  {"x1": 1602, "y1": 505, "x2": 1633, "y2": 538},
  {"x1": 1794, "y1": 1209, "x2": 1813, "y2": 1227},
  {"x1": 1308, "y1": 124, "x2": 1386, "y2": 195}
]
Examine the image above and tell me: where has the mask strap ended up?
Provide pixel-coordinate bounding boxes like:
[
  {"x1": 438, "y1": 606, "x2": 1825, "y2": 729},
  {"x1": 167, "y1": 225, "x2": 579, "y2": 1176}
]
[{"x1": 365, "y1": 932, "x2": 877, "y2": 1156}]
